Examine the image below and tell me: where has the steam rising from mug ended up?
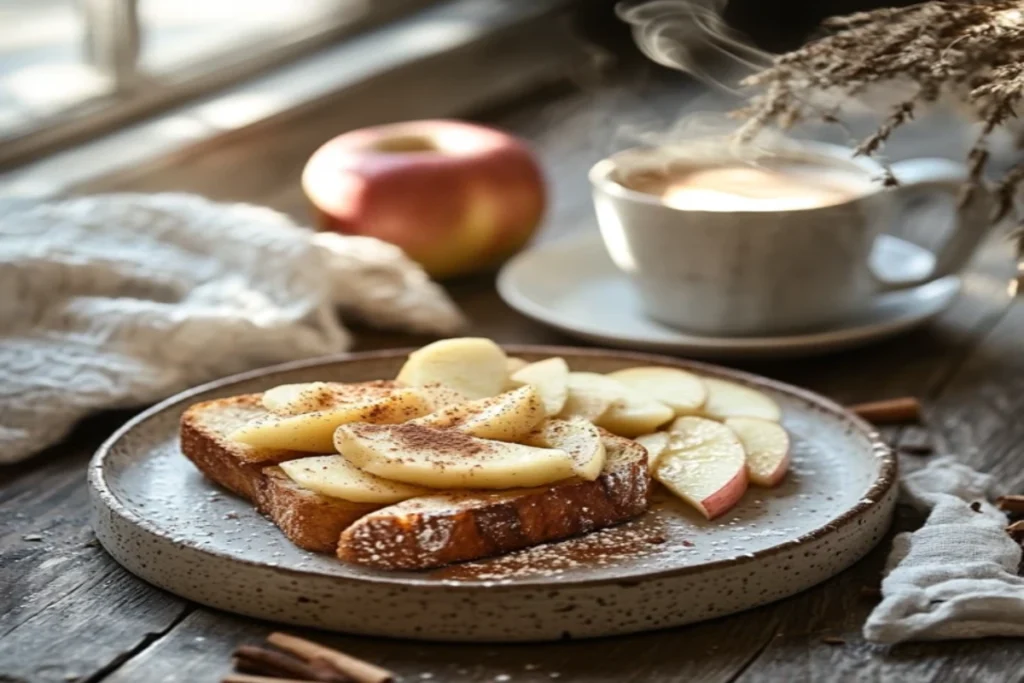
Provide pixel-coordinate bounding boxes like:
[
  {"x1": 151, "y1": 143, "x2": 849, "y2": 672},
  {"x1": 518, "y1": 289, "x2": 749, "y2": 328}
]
[{"x1": 616, "y1": 0, "x2": 772, "y2": 93}]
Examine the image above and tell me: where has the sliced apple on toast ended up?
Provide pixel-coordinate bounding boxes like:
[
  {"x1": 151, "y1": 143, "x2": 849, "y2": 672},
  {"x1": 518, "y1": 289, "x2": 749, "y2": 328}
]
[
  {"x1": 337, "y1": 432, "x2": 650, "y2": 570},
  {"x1": 261, "y1": 380, "x2": 401, "y2": 415},
  {"x1": 396, "y1": 337, "x2": 507, "y2": 399},
  {"x1": 655, "y1": 416, "x2": 749, "y2": 519},
  {"x1": 335, "y1": 423, "x2": 575, "y2": 489},
  {"x1": 509, "y1": 357, "x2": 570, "y2": 416},
  {"x1": 700, "y1": 378, "x2": 781, "y2": 421},
  {"x1": 525, "y1": 418, "x2": 606, "y2": 480},
  {"x1": 607, "y1": 366, "x2": 707, "y2": 415},
  {"x1": 416, "y1": 382, "x2": 467, "y2": 411},
  {"x1": 279, "y1": 455, "x2": 429, "y2": 503},
  {"x1": 505, "y1": 356, "x2": 530, "y2": 376},
  {"x1": 229, "y1": 388, "x2": 431, "y2": 452},
  {"x1": 411, "y1": 385, "x2": 545, "y2": 442},
  {"x1": 726, "y1": 417, "x2": 791, "y2": 487}
]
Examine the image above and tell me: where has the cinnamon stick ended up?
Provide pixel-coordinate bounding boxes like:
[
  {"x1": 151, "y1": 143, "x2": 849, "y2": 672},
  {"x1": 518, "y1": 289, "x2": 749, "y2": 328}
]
[
  {"x1": 234, "y1": 645, "x2": 348, "y2": 682},
  {"x1": 267, "y1": 632, "x2": 395, "y2": 683},
  {"x1": 1007, "y1": 519, "x2": 1024, "y2": 542},
  {"x1": 848, "y1": 397, "x2": 922, "y2": 425},
  {"x1": 223, "y1": 675, "x2": 316, "y2": 683},
  {"x1": 996, "y1": 495, "x2": 1024, "y2": 515}
]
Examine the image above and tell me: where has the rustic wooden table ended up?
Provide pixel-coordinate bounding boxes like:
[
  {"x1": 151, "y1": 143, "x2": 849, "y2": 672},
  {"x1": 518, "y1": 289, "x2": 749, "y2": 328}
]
[{"x1": 3, "y1": 70, "x2": 1023, "y2": 683}]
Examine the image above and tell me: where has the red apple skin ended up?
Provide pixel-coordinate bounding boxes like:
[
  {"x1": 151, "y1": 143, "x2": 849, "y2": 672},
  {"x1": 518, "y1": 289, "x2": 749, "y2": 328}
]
[
  {"x1": 697, "y1": 466, "x2": 749, "y2": 519},
  {"x1": 302, "y1": 119, "x2": 545, "y2": 279}
]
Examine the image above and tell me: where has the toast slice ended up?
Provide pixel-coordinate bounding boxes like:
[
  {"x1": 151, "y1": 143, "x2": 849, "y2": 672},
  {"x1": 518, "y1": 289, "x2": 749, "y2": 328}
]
[
  {"x1": 336, "y1": 432, "x2": 651, "y2": 570},
  {"x1": 180, "y1": 395, "x2": 380, "y2": 552}
]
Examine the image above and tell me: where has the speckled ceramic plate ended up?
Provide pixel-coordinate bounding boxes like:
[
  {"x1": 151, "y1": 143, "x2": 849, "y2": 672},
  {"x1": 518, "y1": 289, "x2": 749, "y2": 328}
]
[{"x1": 89, "y1": 346, "x2": 896, "y2": 642}]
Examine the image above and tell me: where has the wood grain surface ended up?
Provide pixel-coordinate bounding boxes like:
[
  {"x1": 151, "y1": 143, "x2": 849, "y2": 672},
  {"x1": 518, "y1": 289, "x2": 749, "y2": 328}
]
[{"x1": 2, "y1": 67, "x2": 1023, "y2": 683}]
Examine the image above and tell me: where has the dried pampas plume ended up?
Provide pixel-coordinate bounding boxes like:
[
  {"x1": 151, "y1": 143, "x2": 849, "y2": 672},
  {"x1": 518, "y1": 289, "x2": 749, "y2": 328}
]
[{"x1": 737, "y1": 0, "x2": 1024, "y2": 222}]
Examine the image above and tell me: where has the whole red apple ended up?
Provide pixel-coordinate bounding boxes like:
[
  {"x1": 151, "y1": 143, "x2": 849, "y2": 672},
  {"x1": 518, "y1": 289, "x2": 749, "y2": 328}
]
[{"x1": 302, "y1": 119, "x2": 546, "y2": 279}]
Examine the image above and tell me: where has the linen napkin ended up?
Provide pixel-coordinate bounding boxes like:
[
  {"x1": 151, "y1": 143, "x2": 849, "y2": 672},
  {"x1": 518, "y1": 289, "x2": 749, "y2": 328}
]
[
  {"x1": 863, "y1": 456, "x2": 1024, "y2": 643},
  {"x1": 0, "y1": 193, "x2": 464, "y2": 464}
]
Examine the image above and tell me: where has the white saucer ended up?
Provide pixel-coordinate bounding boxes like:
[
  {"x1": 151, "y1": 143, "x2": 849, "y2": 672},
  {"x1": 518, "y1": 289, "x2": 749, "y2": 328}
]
[{"x1": 497, "y1": 233, "x2": 961, "y2": 359}]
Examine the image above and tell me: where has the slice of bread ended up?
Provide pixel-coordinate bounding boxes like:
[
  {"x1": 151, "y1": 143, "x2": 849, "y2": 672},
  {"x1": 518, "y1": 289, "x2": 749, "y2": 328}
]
[
  {"x1": 337, "y1": 432, "x2": 651, "y2": 570},
  {"x1": 181, "y1": 396, "x2": 651, "y2": 568},
  {"x1": 180, "y1": 395, "x2": 380, "y2": 552}
]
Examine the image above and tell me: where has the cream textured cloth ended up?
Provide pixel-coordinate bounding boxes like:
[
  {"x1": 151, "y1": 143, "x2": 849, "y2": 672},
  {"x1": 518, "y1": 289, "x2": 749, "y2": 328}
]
[
  {"x1": 864, "y1": 456, "x2": 1024, "y2": 643},
  {"x1": 0, "y1": 194, "x2": 464, "y2": 464}
]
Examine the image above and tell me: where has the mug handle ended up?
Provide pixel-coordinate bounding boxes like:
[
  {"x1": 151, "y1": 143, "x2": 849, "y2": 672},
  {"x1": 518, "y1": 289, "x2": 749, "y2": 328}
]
[{"x1": 870, "y1": 157, "x2": 992, "y2": 292}]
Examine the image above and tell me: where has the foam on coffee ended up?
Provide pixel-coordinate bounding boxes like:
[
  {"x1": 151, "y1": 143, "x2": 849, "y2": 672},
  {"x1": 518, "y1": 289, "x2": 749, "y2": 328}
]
[{"x1": 619, "y1": 163, "x2": 867, "y2": 211}]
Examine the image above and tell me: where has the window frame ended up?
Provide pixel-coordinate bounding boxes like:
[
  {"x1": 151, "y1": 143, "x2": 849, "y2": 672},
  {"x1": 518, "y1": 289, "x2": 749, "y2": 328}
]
[{"x1": 1, "y1": 0, "x2": 439, "y2": 168}]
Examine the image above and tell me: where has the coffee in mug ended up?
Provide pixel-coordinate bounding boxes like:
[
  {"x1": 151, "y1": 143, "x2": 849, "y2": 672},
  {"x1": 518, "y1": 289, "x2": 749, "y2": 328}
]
[
  {"x1": 616, "y1": 163, "x2": 869, "y2": 212},
  {"x1": 589, "y1": 141, "x2": 992, "y2": 336}
]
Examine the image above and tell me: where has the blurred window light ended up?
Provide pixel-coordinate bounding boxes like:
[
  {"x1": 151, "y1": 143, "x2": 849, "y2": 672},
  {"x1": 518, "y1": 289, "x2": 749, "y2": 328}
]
[{"x1": 0, "y1": 0, "x2": 430, "y2": 165}]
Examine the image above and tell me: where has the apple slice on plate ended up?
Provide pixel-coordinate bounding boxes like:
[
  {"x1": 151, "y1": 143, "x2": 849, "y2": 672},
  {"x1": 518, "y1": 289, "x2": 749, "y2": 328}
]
[
  {"x1": 230, "y1": 388, "x2": 431, "y2": 452},
  {"x1": 655, "y1": 416, "x2": 749, "y2": 519},
  {"x1": 726, "y1": 417, "x2": 791, "y2": 487},
  {"x1": 700, "y1": 378, "x2": 782, "y2": 421},
  {"x1": 558, "y1": 372, "x2": 623, "y2": 422},
  {"x1": 412, "y1": 385, "x2": 545, "y2": 442},
  {"x1": 525, "y1": 418, "x2": 606, "y2": 480},
  {"x1": 597, "y1": 388, "x2": 675, "y2": 438},
  {"x1": 607, "y1": 366, "x2": 707, "y2": 415},
  {"x1": 396, "y1": 337, "x2": 508, "y2": 399},
  {"x1": 280, "y1": 455, "x2": 429, "y2": 503},
  {"x1": 509, "y1": 357, "x2": 570, "y2": 416},
  {"x1": 634, "y1": 431, "x2": 671, "y2": 473},
  {"x1": 335, "y1": 423, "x2": 575, "y2": 489}
]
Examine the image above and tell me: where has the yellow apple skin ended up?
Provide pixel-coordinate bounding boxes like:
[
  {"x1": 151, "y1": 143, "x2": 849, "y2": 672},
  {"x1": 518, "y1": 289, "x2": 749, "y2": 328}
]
[{"x1": 302, "y1": 119, "x2": 546, "y2": 279}]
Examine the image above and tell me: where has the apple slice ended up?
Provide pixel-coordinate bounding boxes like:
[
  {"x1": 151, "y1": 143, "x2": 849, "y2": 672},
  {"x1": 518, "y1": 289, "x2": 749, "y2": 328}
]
[
  {"x1": 261, "y1": 380, "x2": 400, "y2": 415},
  {"x1": 700, "y1": 378, "x2": 781, "y2": 421},
  {"x1": 230, "y1": 388, "x2": 431, "y2": 452},
  {"x1": 656, "y1": 416, "x2": 748, "y2": 519},
  {"x1": 596, "y1": 387, "x2": 675, "y2": 438},
  {"x1": 634, "y1": 431, "x2": 671, "y2": 473},
  {"x1": 335, "y1": 423, "x2": 574, "y2": 489},
  {"x1": 412, "y1": 385, "x2": 545, "y2": 442},
  {"x1": 525, "y1": 418, "x2": 606, "y2": 480},
  {"x1": 726, "y1": 417, "x2": 791, "y2": 487},
  {"x1": 280, "y1": 455, "x2": 429, "y2": 503},
  {"x1": 607, "y1": 366, "x2": 707, "y2": 415},
  {"x1": 396, "y1": 337, "x2": 507, "y2": 399},
  {"x1": 558, "y1": 372, "x2": 622, "y2": 422},
  {"x1": 509, "y1": 357, "x2": 570, "y2": 416},
  {"x1": 506, "y1": 356, "x2": 530, "y2": 376},
  {"x1": 417, "y1": 382, "x2": 468, "y2": 411}
]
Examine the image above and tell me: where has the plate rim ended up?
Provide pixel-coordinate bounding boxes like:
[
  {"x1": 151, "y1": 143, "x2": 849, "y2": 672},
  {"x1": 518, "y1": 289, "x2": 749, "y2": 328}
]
[
  {"x1": 89, "y1": 345, "x2": 896, "y2": 591},
  {"x1": 496, "y1": 233, "x2": 960, "y2": 352}
]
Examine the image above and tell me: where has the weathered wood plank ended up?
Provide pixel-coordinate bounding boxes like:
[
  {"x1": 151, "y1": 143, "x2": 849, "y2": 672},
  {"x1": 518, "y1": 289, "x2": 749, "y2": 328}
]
[
  {"x1": 101, "y1": 602, "x2": 780, "y2": 683},
  {"x1": 0, "y1": 416, "x2": 191, "y2": 683}
]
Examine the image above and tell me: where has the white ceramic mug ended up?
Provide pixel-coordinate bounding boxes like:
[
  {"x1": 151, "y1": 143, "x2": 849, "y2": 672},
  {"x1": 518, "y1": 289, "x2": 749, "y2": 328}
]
[{"x1": 589, "y1": 140, "x2": 992, "y2": 336}]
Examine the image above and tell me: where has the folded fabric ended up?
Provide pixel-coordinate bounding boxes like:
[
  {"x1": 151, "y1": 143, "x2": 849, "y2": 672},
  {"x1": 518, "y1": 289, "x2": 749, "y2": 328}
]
[
  {"x1": 0, "y1": 193, "x2": 464, "y2": 464},
  {"x1": 864, "y1": 456, "x2": 1024, "y2": 643}
]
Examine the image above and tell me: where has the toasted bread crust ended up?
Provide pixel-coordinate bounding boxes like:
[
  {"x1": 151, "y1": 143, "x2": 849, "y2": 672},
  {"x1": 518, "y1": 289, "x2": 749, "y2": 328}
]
[
  {"x1": 258, "y1": 468, "x2": 379, "y2": 552},
  {"x1": 179, "y1": 394, "x2": 380, "y2": 552},
  {"x1": 337, "y1": 434, "x2": 650, "y2": 570},
  {"x1": 179, "y1": 395, "x2": 275, "y2": 501}
]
